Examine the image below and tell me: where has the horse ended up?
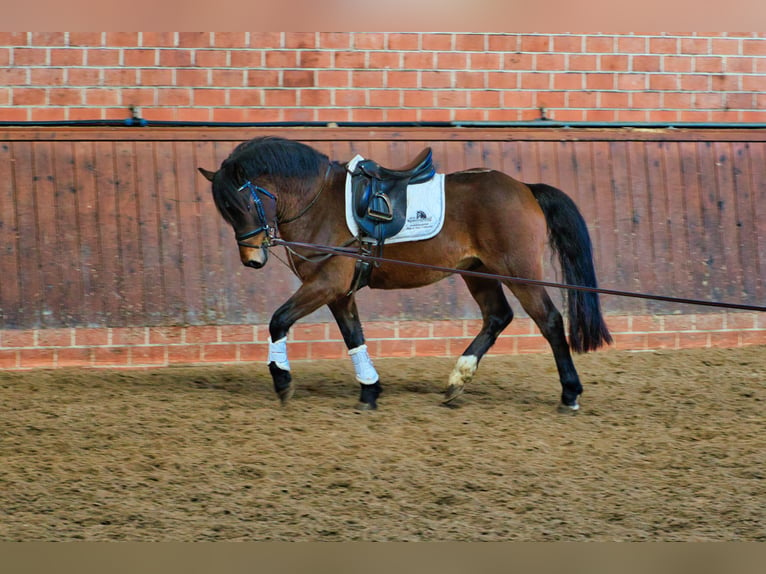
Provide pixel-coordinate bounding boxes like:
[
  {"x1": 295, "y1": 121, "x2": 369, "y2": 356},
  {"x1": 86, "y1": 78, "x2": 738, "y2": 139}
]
[{"x1": 198, "y1": 136, "x2": 612, "y2": 412}]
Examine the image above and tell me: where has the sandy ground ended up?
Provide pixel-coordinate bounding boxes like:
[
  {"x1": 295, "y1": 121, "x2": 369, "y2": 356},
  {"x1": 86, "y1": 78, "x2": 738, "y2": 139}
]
[{"x1": 1, "y1": 345, "x2": 763, "y2": 541}]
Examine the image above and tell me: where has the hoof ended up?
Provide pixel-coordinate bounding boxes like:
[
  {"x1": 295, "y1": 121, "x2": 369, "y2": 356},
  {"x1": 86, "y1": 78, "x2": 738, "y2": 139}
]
[
  {"x1": 277, "y1": 384, "x2": 294, "y2": 405},
  {"x1": 557, "y1": 401, "x2": 580, "y2": 414},
  {"x1": 270, "y1": 362, "x2": 293, "y2": 405},
  {"x1": 355, "y1": 401, "x2": 377, "y2": 412},
  {"x1": 357, "y1": 381, "x2": 381, "y2": 411},
  {"x1": 443, "y1": 383, "x2": 464, "y2": 404}
]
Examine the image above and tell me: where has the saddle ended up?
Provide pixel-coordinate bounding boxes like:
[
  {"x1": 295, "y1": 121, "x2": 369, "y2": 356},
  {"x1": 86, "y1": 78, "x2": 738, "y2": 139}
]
[{"x1": 350, "y1": 147, "x2": 435, "y2": 244}]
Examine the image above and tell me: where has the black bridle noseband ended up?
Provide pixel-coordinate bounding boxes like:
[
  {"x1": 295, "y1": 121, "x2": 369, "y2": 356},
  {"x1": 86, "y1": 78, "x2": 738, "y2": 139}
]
[{"x1": 235, "y1": 180, "x2": 277, "y2": 247}]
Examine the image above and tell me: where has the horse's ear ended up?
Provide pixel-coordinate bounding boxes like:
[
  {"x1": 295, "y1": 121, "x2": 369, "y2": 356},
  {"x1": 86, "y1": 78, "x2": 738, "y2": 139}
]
[{"x1": 198, "y1": 167, "x2": 216, "y2": 182}]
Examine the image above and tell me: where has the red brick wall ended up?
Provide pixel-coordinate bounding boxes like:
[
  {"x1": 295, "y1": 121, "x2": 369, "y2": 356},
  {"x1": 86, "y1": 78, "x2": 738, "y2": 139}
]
[
  {"x1": 2, "y1": 313, "x2": 764, "y2": 370},
  {"x1": 1, "y1": 32, "x2": 765, "y2": 123}
]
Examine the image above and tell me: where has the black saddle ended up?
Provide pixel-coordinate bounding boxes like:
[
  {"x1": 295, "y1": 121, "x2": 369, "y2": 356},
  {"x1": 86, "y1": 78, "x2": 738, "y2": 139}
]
[{"x1": 350, "y1": 147, "x2": 435, "y2": 243}]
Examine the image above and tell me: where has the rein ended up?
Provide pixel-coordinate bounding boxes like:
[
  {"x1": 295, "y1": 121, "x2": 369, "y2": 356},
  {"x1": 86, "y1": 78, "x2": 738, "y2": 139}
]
[{"x1": 271, "y1": 238, "x2": 766, "y2": 313}]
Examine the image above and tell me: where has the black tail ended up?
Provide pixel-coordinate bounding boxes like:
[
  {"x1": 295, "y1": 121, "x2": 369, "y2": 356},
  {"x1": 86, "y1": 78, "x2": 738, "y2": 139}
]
[{"x1": 528, "y1": 183, "x2": 612, "y2": 353}]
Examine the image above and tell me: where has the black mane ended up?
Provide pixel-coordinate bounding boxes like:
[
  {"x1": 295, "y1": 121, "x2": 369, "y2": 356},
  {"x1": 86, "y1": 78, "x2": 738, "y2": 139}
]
[
  {"x1": 221, "y1": 136, "x2": 328, "y2": 182},
  {"x1": 212, "y1": 136, "x2": 329, "y2": 226}
]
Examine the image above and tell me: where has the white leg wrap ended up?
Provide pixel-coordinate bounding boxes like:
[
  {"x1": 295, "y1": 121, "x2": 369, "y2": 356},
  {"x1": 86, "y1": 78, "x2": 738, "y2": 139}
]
[
  {"x1": 349, "y1": 344, "x2": 379, "y2": 385},
  {"x1": 268, "y1": 337, "x2": 290, "y2": 371}
]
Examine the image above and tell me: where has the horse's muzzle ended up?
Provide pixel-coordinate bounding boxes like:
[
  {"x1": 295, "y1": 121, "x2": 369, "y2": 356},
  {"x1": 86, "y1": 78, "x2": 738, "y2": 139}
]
[{"x1": 239, "y1": 244, "x2": 269, "y2": 269}]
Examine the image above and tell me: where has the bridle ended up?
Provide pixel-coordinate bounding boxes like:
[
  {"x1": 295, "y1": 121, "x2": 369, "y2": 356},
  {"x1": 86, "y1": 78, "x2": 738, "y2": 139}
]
[
  {"x1": 233, "y1": 162, "x2": 334, "y2": 249},
  {"x1": 234, "y1": 180, "x2": 277, "y2": 248}
]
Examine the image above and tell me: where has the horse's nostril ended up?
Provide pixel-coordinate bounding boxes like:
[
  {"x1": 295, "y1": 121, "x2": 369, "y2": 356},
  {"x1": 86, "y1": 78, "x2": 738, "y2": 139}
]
[{"x1": 244, "y1": 260, "x2": 264, "y2": 269}]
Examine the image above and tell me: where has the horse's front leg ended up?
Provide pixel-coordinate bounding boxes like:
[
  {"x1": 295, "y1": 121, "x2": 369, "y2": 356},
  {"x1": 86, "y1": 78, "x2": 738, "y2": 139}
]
[
  {"x1": 328, "y1": 296, "x2": 381, "y2": 411},
  {"x1": 267, "y1": 281, "x2": 339, "y2": 405}
]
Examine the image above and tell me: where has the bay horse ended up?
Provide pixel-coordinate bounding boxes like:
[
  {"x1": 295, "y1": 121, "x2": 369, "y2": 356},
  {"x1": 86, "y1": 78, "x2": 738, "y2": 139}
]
[{"x1": 198, "y1": 136, "x2": 611, "y2": 412}]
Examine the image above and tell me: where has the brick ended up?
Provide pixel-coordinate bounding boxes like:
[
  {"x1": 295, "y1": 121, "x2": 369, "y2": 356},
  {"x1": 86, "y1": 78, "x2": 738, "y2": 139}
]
[
  {"x1": 0, "y1": 350, "x2": 18, "y2": 368},
  {"x1": 210, "y1": 69, "x2": 244, "y2": 87},
  {"x1": 491, "y1": 336, "x2": 517, "y2": 355},
  {"x1": 37, "y1": 328, "x2": 74, "y2": 347},
  {"x1": 177, "y1": 32, "x2": 210, "y2": 48},
  {"x1": 585, "y1": 73, "x2": 614, "y2": 90},
  {"x1": 201, "y1": 343, "x2": 238, "y2": 362},
  {"x1": 631, "y1": 315, "x2": 664, "y2": 332},
  {"x1": 308, "y1": 341, "x2": 344, "y2": 360},
  {"x1": 157, "y1": 88, "x2": 192, "y2": 106},
  {"x1": 677, "y1": 332, "x2": 710, "y2": 349},
  {"x1": 140, "y1": 69, "x2": 174, "y2": 86},
  {"x1": 85, "y1": 48, "x2": 120, "y2": 66},
  {"x1": 586, "y1": 35, "x2": 615, "y2": 53},
  {"x1": 264, "y1": 89, "x2": 297, "y2": 107},
  {"x1": 318, "y1": 32, "x2": 349, "y2": 50},
  {"x1": 726, "y1": 312, "x2": 756, "y2": 330},
  {"x1": 141, "y1": 32, "x2": 177, "y2": 47},
  {"x1": 516, "y1": 336, "x2": 549, "y2": 354},
  {"x1": 741, "y1": 330, "x2": 766, "y2": 346},
  {"x1": 288, "y1": 341, "x2": 310, "y2": 360},
  {"x1": 413, "y1": 338, "x2": 449, "y2": 357},
  {"x1": 291, "y1": 323, "x2": 329, "y2": 341},
  {"x1": 13, "y1": 88, "x2": 47, "y2": 106},
  {"x1": 130, "y1": 346, "x2": 167, "y2": 366},
  {"x1": 649, "y1": 37, "x2": 679, "y2": 54},
  {"x1": 168, "y1": 344, "x2": 202, "y2": 364},
  {"x1": 148, "y1": 326, "x2": 184, "y2": 345},
  {"x1": 488, "y1": 34, "x2": 518, "y2": 52},
  {"x1": 377, "y1": 339, "x2": 413, "y2": 358},
  {"x1": 599, "y1": 55, "x2": 629, "y2": 72},
  {"x1": 106, "y1": 32, "x2": 139, "y2": 47},
  {"x1": 617, "y1": 36, "x2": 647, "y2": 53},
  {"x1": 31, "y1": 32, "x2": 66, "y2": 46},
  {"x1": 93, "y1": 347, "x2": 129, "y2": 366},
  {"x1": 454, "y1": 71, "x2": 486, "y2": 89},
  {"x1": 520, "y1": 35, "x2": 551, "y2": 52},
  {"x1": 284, "y1": 70, "x2": 315, "y2": 88},
  {"x1": 335, "y1": 89, "x2": 366, "y2": 106},
  {"x1": 535, "y1": 53, "x2": 566, "y2": 71},
  {"x1": 239, "y1": 343, "x2": 267, "y2": 362},
  {"x1": 160, "y1": 49, "x2": 193, "y2": 67},
  {"x1": 50, "y1": 48, "x2": 84, "y2": 66},
  {"x1": 403, "y1": 51, "x2": 434, "y2": 70},
  {"x1": 30, "y1": 67, "x2": 65, "y2": 86},
  {"x1": 1, "y1": 330, "x2": 35, "y2": 348},
  {"x1": 422, "y1": 34, "x2": 453, "y2": 51},
  {"x1": 212, "y1": 32, "x2": 247, "y2": 49},
  {"x1": 111, "y1": 327, "x2": 147, "y2": 346},
  {"x1": 708, "y1": 331, "x2": 741, "y2": 348},
  {"x1": 354, "y1": 33, "x2": 386, "y2": 51},
  {"x1": 436, "y1": 52, "x2": 467, "y2": 69},
  {"x1": 123, "y1": 49, "x2": 157, "y2": 67},
  {"x1": 19, "y1": 349, "x2": 55, "y2": 368},
  {"x1": 553, "y1": 35, "x2": 583, "y2": 53},
  {"x1": 85, "y1": 88, "x2": 120, "y2": 106},
  {"x1": 30, "y1": 107, "x2": 66, "y2": 121},
  {"x1": 196, "y1": 50, "x2": 228, "y2": 67},
  {"x1": 14, "y1": 47, "x2": 47, "y2": 65},
  {"x1": 612, "y1": 333, "x2": 648, "y2": 351}
]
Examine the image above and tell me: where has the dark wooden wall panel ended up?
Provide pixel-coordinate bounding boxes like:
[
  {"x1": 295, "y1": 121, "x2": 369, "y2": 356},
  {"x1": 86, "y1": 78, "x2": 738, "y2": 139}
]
[{"x1": 0, "y1": 127, "x2": 763, "y2": 329}]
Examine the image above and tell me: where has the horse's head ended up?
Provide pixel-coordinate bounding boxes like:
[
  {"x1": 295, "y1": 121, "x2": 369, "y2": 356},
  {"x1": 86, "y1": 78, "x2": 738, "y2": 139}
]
[{"x1": 198, "y1": 166, "x2": 277, "y2": 269}]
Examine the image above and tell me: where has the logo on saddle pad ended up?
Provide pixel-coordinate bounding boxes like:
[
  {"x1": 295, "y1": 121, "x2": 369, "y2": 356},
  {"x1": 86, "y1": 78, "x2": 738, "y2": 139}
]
[{"x1": 345, "y1": 153, "x2": 445, "y2": 244}]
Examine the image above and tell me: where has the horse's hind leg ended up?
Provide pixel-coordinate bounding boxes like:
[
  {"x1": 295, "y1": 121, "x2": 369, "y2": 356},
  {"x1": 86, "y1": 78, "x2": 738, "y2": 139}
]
[
  {"x1": 328, "y1": 295, "x2": 382, "y2": 411},
  {"x1": 445, "y1": 276, "x2": 513, "y2": 403},
  {"x1": 506, "y1": 283, "x2": 583, "y2": 411}
]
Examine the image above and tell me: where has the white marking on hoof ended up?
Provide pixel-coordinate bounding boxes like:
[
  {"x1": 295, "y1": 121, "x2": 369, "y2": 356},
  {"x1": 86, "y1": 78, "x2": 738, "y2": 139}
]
[
  {"x1": 448, "y1": 355, "x2": 478, "y2": 389},
  {"x1": 557, "y1": 402, "x2": 580, "y2": 414}
]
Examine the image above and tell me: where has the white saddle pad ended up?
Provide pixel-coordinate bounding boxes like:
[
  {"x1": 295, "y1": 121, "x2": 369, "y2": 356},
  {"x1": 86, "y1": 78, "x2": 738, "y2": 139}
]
[{"x1": 345, "y1": 154, "x2": 446, "y2": 244}]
